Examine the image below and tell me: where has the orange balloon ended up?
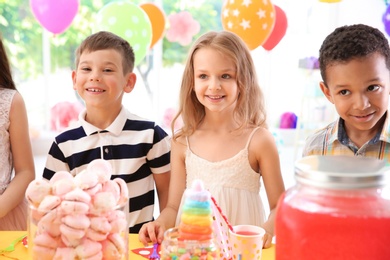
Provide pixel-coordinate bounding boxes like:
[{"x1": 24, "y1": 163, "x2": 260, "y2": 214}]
[
  {"x1": 140, "y1": 3, "x2": 166, "y2": 49},
  {"x1": 221, "y1": 0, "x2": 275, "y2": 50}
]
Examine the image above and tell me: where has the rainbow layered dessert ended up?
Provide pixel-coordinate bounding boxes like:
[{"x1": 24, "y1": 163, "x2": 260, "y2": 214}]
[
  {"x1": 161, "y1": 180, "x2": 218, "y2": 259},
  {"x1": 178, "y1": 180, "x2": 213, "y2": 241}
]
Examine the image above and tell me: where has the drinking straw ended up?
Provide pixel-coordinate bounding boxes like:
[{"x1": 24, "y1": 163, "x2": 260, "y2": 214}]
[{"x1": 211, "y1": 196, "x2": 234, "y2": 232}]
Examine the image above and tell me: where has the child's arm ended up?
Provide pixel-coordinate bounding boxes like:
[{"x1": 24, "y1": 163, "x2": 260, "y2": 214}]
[
  {"x1": 0, "y1": 92, "x2": 35, "y2": 218},
  {"x1": 154, "y1": 170, "x2": 170, "y2": 212},
  {"x1": 252, "y1": 128, "x2": 285, "y2": 248},
  {"x1": 139, "y1": 137, "x2": 187, "y2": 245}
]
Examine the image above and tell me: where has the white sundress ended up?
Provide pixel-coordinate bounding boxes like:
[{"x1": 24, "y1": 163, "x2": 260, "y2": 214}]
[{"x1": 183, "y1": 127, "x2": 266, "y2": 227}]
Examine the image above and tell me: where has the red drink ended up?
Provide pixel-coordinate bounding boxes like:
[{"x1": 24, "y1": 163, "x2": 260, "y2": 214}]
[
  {"x1": 235, "y1": 231, "x2": 260, "y2": 236},
  {"x1": 275, "y1": 156, "x2": 390, "y2": 260},
  {"x1": 275, "y1": 191, "x2": 390, "y2": 260}
]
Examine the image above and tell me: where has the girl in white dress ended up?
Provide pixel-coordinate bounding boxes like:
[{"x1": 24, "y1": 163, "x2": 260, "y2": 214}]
[
  {"x1": 0, "y1": 37, "x2": 35, "y2": 230},
  {"x1": 139, "y1": 31, "x2": 285, "y2": 248}
]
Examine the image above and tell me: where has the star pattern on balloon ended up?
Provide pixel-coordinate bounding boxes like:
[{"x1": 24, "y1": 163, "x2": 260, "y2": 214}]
[
  {"x1": 242, "y1": 0, "x2": 252, "y2": 7},
  {"x1": 240, "y1": 19, "x2": 250, "y2": 30},
  {"x1": 222, "y1": 0, "x2": 275, "y2": 50},
  {"x1": 257, "y1": 8, "x2": 266, "y2": 19},
  {"x1": 223, "y1": 0, "x2": 274, "y2": 31}
]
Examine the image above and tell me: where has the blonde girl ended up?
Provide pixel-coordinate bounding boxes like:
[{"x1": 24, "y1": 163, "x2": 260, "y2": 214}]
[{"x1": 139, "y1": 31, "x2": 285, "y2": 248}]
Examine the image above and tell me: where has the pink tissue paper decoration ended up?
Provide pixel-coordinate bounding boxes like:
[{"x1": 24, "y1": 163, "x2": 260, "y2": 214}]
[
  {"x1": 50, "y1": 101, "x2": 84, "y2": 132},
  {"x1": 166, "y1": 11, "x2": 200, "y2": 46}
]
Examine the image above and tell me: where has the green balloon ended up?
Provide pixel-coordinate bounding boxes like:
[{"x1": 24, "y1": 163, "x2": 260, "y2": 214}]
[{"x1": 95, "y1": 1, "x2": 152, "y2": 66}]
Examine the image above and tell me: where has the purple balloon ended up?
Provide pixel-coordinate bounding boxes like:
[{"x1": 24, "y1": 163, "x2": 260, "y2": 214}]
[
  {"x1": 382, "y1": 5, "x2": 390, "y2": 37},
  {"x1": 30, "y1": 0, "x2": 79, "y2": 34}
]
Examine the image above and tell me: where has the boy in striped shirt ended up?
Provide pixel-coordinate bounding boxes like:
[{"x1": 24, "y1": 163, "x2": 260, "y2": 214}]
[{"x1": 43, "y1": 31, "x2": 171, "y2": 233}]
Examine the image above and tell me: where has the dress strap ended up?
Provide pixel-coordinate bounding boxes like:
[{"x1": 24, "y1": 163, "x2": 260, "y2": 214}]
[{"x1": 245, "y1": 127, "x2": 261, "y2": 149}]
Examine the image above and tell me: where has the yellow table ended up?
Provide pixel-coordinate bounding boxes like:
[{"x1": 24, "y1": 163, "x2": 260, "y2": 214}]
[{"x1": 0, "y1": 231, "x2": 275, "y2": 259}]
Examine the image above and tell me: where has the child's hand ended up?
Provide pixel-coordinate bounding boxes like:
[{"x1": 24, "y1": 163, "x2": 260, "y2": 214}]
[
  {"x1": 138, "y1": 221, "x2": 166, "y2": 246},
  {"x1": 262, "y1": 232, "x2": 273, "y2": 248}
]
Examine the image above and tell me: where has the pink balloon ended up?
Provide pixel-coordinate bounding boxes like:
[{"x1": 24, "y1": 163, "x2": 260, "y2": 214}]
[
  {"x1": 262, "y1": 5, "x2": 288, "y2": 51},
  {"x1": 30, "y1": 0, "x2": 79, "y2": 34}
]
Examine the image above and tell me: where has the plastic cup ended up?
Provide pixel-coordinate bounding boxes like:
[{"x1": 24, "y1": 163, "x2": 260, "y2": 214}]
[{"x1": 229, "y1": 225, "x2": 265, "y2": 260}]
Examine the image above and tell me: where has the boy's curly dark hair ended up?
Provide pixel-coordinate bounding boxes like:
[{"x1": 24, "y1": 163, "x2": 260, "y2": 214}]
[{"x1": 319, "y1": 24, "x2": 390, "y2": 84}]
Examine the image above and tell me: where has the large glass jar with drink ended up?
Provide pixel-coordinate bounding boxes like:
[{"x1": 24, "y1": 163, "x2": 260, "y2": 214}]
[{"x1": 275, "y1": 155, "x2": 390, "y2": 260}]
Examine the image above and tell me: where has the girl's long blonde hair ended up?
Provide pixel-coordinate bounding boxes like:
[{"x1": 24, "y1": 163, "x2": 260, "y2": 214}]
[{"x1": 171, "y1": 31, "x2": 267, "y2": 140}]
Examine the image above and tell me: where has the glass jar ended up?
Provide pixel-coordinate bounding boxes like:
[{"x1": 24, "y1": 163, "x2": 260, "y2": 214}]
[
  {"x1": 161, "y1": 227, "x2": 219, "y2": 259},
  {"x1": 275, "y1": 155, "x2": 390, "y2": 260},
  {"x1": 27, "y1": 196, "x2": 129, "y2": 260}
]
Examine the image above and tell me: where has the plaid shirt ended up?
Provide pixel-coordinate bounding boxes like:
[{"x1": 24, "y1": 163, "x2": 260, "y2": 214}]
[{"x1": 302, "y1": 112, "x2": 390, "y2": 163}]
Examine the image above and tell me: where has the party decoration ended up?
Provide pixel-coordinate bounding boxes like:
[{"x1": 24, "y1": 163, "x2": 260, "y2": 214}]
[
  {"x1": 132, "y1": 244, "x2": 161, "y2": 259},
  {"x1": 166, "y1": 11, "x2": 200, "y2": 46},
  {"x1": 30, "y1": 0, "x2": 79, "y2": 34},
  {"x1": 95, "y1": 1, "x2": 152, "y2": 66},
  {"x1": 140, "y1": 3, "x2": 166, "y2": 49},
  {"x1": 222, "y1": 0, "x2": 275, "y2": 50},
  {"x1": 279, "y1": 112, "x2": 297, "y2": 129},
  {"x1": 262, "y1": 4, "x2": 288, "y2": 51},
  {"x1": 50, "y1": 101, "x2": 84, "y2": 132},
  {"x1": 298, "y1": 56, "x2": 320, "y2": 70},
  {"x1": 383, "y1": 5, "x2": 390, "y2": 37}
]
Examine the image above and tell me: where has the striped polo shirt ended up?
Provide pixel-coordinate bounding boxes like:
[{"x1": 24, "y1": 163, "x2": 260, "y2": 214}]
[
  {"x1": 43, "y1": 107, "x2": 171, "y2": 233},
  {"x1": 302, "y1": 112, "x2": 390, "y2": 163}
]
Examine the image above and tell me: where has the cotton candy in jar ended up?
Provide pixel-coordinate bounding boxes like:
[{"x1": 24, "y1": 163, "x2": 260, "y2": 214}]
[
  {"x1": 275, "y1": 155, "x2": 390, "y2": 260},
  {"x1": 25, "y1": 159, "x2": 129, "y2": 260}
]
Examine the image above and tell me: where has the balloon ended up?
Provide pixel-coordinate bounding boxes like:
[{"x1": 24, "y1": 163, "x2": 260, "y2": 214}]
[
  {"x1": 383, "y1": 5, "x2": 390, "y2": 37},
  {"x1": 95, "y1": 1, "x2": 152, "y2": 66},
  {"x1": 221, "y1": 0, "x2": 275, "y2": 50},
  {"x1": 30, "y1": 0, "x2": 79, "y2": 34},
  {"x1": 140, "y1": 3, "x2": 166, "y2": 49},
  {"x1": 262, "y1": 5, "x2": 288, "y2": 51}
]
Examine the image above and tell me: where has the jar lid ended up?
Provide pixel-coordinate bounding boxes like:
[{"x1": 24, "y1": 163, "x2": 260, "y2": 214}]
[{"x1": 295, "y1": 155, "x2": 390, "y2": 189}]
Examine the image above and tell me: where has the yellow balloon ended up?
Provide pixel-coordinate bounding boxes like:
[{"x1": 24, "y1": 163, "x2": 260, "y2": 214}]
[{"x1": 221, "y1": 0, "x2": 275, "y2": 50}]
